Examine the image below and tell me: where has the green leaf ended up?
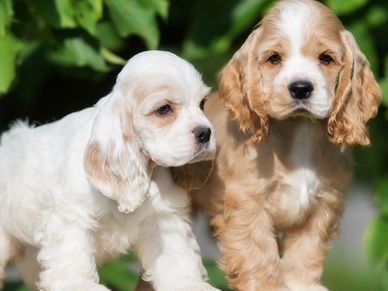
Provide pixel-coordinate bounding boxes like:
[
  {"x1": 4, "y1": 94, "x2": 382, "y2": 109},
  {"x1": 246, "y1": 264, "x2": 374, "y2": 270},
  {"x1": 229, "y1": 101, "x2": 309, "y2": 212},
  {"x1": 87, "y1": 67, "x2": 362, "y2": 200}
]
[
  {"x1": 0, "y1": 34, "x2": 22, "y2": 94},
  {"x1": 48, "y1": 37, "x2": 109, "y2": 72},
  {"x1": 99, "y1": 253, "x2": 139, "y2": 291},
  {"x1": 96, "y1": 21, "x2": 125, "y2": 51},
  {"x1": 142, "y1": 0, "x2": 169, "y2": 19},
  {"x1": 348, "y1": 22, "x2": 378, "y2": 73},
  {"x1": 327, "y1": 0, "x2": 368, "y2": 15},
  {"x1": 380, "y1": 57, "x2": 388, "y2": 108},
  {"x1": 204, "y1": 259, "x2": 231, "y2": 290},
  {"x1": 31, "y1": 0, "x2": 77, "y2": 28},
  {"x1": 365, "y1": 217, "x2": 388, "y2": 264},
  {"x1": 73, "y1": 0, "x2": 103, "y2": 35},
  {"x1": 99, "y1": 259, "x2": 138, "y2": 290},
  {"x1": 0, "y1": 0, "x2": 13, "y2": 36},
  {"x1": 380, "y1": 78, "x2": 388, "y2": 107},
  {"x1": 104, "y1": 0, "x2": 159, "y2": 49},
  {"x1": 366, "y1": 5, "x2": 388, "y2": 27},
  {"x1": 376, "y1": 177, "x2": 388, "y2": 217},
  {"x1": 100, "y1": 47, "x2": 126, "y2": 65},
  {"x1": 183, "y1": 0, "x2": 264, "y2": 60}
]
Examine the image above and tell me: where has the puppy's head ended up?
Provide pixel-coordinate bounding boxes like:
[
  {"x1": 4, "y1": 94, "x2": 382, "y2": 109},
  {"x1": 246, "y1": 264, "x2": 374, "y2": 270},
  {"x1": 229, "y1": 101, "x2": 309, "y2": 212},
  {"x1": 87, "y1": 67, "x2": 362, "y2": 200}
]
[
  {"x1": 84, "y1": 51, "x2": 215, "y2": 212},
  {"x1": 219, "y1": 0, "x2": 381, "y2": 145}
]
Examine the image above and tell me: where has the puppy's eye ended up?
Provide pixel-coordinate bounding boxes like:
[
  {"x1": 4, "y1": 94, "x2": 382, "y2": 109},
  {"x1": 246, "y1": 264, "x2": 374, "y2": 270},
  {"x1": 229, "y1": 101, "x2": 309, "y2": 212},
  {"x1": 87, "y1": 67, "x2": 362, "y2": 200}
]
[
  {"x1": 267, "y1": 53, "x2": 282, "y2": 65},
  {"x1": 319, "y1": 53, "x2": 334, "y2": 65},
  {"x1": 155, "y1": 104, "x2": 172, "y2": 116},
  {"x1": 199, "y1": 99, "x2": 206, "y2": 111}
]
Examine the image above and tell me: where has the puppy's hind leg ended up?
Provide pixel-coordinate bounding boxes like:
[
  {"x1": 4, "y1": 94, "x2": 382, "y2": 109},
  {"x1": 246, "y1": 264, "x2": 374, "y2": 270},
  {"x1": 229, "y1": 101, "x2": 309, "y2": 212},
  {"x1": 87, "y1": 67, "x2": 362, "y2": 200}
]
[{"x1": 0, "y1": 226, "x2": 13, "y2": 288}]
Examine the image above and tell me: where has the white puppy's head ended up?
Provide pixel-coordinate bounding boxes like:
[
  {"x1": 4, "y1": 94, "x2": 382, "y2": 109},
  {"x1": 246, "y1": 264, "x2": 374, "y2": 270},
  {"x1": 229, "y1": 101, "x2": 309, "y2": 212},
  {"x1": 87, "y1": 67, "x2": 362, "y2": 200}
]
[
  {"x1": 84, "y1": 51, "x2": 215, "y2": 212},
  {"x1": 118, "y1": 51, "x2": 215, "y2": 167}
]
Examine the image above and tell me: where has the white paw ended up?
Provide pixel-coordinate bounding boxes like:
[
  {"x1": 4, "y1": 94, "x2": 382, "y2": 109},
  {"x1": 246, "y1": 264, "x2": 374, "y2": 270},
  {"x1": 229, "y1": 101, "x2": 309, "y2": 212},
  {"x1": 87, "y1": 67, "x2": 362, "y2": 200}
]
[
  {"x1": 39, "y1": 282, "x2": 111, "y2": 291},
  {"x1": 287, "y1": 281, "x2": 328, "y2": 291}
]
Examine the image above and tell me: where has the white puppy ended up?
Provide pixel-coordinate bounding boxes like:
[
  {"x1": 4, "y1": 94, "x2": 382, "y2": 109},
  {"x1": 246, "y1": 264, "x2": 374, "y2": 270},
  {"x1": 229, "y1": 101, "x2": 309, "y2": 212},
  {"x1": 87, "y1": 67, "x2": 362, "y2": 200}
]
[{"x1": 0, "y1": 51, "x2": 218, "y2": 291}]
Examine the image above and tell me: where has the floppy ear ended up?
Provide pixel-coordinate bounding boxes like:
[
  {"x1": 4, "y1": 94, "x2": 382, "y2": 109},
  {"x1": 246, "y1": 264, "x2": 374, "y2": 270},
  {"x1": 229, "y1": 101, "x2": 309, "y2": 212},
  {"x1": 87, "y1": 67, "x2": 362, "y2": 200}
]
[
  {"x1": 84, "y1": 94, "x2": 151, "y2": 213},
  {"x1": 218, "y1": 27, "x2": 268, "y2": 144},
  {"x1": 327, "y1": 30, "x2": 381, "y2": 146},
  {"x1": 170, "y1": 160, "x2": 214, "y2": 192}
]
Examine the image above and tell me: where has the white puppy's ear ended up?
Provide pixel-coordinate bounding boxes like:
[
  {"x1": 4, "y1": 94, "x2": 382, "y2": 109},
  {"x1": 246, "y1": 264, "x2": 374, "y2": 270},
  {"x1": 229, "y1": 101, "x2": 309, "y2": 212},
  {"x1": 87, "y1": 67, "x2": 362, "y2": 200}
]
[{"x1": 84, "y1": 93, "x2": 150, "y2": 213}]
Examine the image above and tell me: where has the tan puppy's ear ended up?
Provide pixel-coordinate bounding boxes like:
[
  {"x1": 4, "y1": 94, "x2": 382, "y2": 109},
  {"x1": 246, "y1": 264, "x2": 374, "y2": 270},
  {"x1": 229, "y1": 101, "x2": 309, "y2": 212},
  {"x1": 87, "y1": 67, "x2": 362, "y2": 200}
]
[
  {"x1": 218, "y1": 27, "x2": 268, "y2": 144},
  {"x1": 327, "y1": 30, "x2": 381, "y2": 146},
  {"x1": 84, "y1": 94, "x2": 150, "y2": 213},
  {"x1": 170, "y1": 160, "x2": 214, "y2": 192}
]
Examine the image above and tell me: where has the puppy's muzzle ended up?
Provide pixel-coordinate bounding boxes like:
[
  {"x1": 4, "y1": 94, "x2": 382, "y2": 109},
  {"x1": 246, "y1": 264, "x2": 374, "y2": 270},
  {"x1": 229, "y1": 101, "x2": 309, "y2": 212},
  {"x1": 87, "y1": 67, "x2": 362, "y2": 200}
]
[
  {"x1": 192, "y1": 126, "x2": 212, "y2": 144},
  {"x1": 288, "y1": 81, "x2": 314, "y2": 100}
]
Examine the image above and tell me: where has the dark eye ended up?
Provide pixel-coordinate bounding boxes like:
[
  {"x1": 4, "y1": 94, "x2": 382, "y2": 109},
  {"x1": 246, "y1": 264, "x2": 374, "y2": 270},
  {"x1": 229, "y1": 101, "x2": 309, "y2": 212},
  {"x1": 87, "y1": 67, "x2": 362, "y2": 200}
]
[
  {"x1": 155, "y1": 104, "x2": 172, "y2": 116},
  {"x1": 319, "y1": 53, "x2": 334, "y2": 65},
  {"x1": 267, "y1": 53, "x2": 282, "y2": 65},
  {"x1": 199, "y1": 99, "x2": 206, "y2": 110}
]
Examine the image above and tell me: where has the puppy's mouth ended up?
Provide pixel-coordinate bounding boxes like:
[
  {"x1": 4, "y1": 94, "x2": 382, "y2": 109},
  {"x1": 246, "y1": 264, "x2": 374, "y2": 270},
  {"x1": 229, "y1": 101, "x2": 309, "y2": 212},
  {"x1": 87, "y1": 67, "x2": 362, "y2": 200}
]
[
  {"x1": 289, "y1": 102, "x2": 324, "y2": 119},
  {"x1": 190, "y1": 146, "x2": 215, "y2": 163}
]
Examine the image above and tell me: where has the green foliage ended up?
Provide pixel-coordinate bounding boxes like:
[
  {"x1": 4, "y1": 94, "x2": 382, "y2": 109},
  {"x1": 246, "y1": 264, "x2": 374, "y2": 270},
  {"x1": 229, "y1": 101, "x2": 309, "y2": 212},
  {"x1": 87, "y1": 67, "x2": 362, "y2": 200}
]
[
  {"x1": 1, "y1": 0, "x2": 388, "y2": 290},
  {"x1": 0, "y1": 0, "x2": 167, "y2": 96}
]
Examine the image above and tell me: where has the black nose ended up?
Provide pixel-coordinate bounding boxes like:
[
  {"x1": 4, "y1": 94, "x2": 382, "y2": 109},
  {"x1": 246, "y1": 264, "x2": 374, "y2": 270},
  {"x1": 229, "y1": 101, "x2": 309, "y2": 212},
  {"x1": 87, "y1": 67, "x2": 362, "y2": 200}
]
[
  {"x1": 288, "y1": 81, "x2": 313, "y2": 100},
  {"x1": 192, "y1": 127, "x2": 211, "y2": 144}
]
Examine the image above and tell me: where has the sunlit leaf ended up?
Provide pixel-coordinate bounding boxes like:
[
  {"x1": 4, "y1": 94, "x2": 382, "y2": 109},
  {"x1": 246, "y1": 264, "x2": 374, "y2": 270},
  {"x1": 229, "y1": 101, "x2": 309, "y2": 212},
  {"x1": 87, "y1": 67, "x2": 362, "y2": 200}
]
[
  {"x1": 0, "y1": 34, "x2": 22, "y2": 94},
  {"x1": 104, "y1": 0, "x2": 159, "y2": 49},
  {"x1": 100, "y1": 47, "x2": 126, "y2": 65},
  {"x1": 327, "y1": 0, "x2": 368, "y2": 15},
  {"x1": 73, "y1": 0, "x2": 103, "y2": 35},
  {"x1": 0, "y1": 0, "x2": 13, "y2": 36},
  {"x1": 48, "y1": 37, "x2": 109, "y2": 72}
]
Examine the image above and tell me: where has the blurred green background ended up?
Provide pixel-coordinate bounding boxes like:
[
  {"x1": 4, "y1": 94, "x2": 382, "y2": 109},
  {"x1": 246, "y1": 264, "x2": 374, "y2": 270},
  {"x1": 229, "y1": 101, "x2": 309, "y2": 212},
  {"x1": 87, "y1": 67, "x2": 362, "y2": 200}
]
[{"x1": 1, "y1": 0, "x2": 388, "y2": 290}]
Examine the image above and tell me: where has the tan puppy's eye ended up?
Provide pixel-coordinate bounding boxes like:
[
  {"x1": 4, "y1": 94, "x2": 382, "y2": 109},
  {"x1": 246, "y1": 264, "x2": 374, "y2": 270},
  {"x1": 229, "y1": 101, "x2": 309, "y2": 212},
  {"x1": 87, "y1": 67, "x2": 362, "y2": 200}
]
[
  {"x1": 199, "y1": 99, "x2": 206, "y2": 111},
  {"x1": 319, "y1": 53, "x2": 334, "y2": 65},
  {"x1": 267, "y1": 53, "x2": 282, "y2": 65},
  {"x1": 155, "y1": 104, "x2": 172, "y2": 116}
]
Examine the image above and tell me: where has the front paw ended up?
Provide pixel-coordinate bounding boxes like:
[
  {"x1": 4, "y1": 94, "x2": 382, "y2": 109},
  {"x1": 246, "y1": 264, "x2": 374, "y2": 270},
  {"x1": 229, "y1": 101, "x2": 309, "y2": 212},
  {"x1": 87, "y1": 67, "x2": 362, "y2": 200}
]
[
  {"x1": 118, "y1": 192, "x2": 147, "y2": 213},
  {"x1": 177, "y1": 282, "x2": 221, "y2": 291},
  {"x1": 287, "y1": 281, "x2": 328, "y2": 291}
]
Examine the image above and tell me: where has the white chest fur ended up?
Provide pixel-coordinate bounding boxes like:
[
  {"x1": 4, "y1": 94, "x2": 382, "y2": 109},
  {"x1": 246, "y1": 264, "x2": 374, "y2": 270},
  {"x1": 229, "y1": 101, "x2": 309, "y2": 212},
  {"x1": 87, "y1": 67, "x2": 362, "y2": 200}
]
[{"x1": 283, "y1": 123, "x2": 320, "y2": 209}]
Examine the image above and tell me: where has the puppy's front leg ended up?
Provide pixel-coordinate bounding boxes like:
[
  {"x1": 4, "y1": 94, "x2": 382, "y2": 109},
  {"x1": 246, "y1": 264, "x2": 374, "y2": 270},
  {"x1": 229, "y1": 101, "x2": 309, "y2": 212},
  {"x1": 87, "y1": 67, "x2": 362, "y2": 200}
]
[
  {"x1": 36, "y1": 214, "x2": 108, "y2": 291},
  {"x1": 280, "y1": 191, "x2": 344, "y2": 291},
  {"x1": 134, "y1": 213, "x2": 219, "y2": 291},
  {"x1": 217, "y1": 196, "x2": 290, "y2": 291}
]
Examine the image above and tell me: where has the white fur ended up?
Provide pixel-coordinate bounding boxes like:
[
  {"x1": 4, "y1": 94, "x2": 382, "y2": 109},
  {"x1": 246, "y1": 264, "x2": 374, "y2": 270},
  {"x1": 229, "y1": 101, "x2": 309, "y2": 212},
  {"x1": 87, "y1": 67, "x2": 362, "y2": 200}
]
[
  {"x1": 0, "y1": 51, "x2": 218, "y2": 291},
  {"x1": 284, "y1": 123, "x2": 320, "y2": 210}
]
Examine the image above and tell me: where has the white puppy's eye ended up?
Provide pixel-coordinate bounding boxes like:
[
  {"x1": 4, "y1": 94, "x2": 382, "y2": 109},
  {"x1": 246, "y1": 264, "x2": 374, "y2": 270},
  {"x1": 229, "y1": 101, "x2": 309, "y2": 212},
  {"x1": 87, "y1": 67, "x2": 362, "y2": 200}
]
[
  {"x1": 319, "y1": 53, "x2": 334, "y2": 65},
  {"x1": 199, "y1": 99, "x2": 206, "y2": 110},
  {"x1": 155, "y1": 104, "x2": 172, "y2": 116},
  {"x1": 267, "y1": 53, "x2": 282, "y2": 65}
]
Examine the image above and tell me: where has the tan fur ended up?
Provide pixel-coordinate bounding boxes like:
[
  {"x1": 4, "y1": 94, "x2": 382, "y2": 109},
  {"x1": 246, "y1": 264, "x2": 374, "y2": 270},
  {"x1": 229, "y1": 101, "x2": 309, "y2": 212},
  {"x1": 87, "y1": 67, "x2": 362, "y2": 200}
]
[
  {"x1": 176, "y1": 1, "x2": 382, "y2": 290},
  {"x1": 328, "y1": 31, "x2": 381, "y2": 146}
]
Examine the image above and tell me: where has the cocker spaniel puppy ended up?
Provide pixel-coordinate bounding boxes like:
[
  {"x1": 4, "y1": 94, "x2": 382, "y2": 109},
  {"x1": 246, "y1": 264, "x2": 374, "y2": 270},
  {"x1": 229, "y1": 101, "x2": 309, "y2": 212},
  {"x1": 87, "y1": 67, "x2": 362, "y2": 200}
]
[
  {"x1": 0, "y1": 51, "x2": 219, "y2": 291},
  {"x1": 184, "y1": 1, "x2": 382, "y2": 290}
]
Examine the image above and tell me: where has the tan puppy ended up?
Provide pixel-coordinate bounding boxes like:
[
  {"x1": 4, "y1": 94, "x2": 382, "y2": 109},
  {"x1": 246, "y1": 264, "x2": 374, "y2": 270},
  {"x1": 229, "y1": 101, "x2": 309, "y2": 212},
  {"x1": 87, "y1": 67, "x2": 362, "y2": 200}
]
[{"x1": 179, "y1": 0, "x2": 381, "y2": 290}]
